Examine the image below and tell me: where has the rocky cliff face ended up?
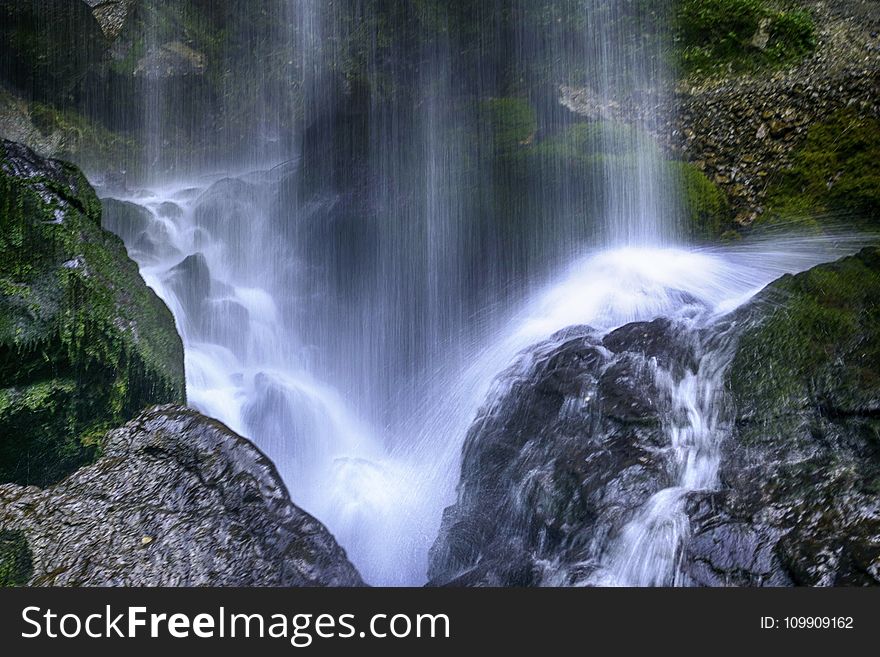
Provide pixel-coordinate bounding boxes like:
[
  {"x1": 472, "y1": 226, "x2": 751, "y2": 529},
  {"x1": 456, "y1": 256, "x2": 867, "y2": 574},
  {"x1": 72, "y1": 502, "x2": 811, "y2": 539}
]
[
  {"x1": 0, "y1": 140, "x2": 185, "y2": 487},
  {"x1": 0, "y1": 405, "x2": 364, "y2": 586},
  {"x1": 669, "y1": 1, "x2": 880, "y2": 226},
  {"x1": 561, "y1": 1, "x2": 880, "y2": 229},
  {"x1": 429, "y1": 247, "x2": 880, "y2": 586}
]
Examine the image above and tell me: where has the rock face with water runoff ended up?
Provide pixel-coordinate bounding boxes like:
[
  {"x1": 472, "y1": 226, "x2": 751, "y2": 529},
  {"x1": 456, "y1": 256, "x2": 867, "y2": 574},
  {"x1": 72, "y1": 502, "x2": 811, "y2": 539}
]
[
  {"x1": 685, "y1": 246, "x2": 880, "y2": 586},
  {"x1": 0, "y1": 140, "x2": 185, "y2": 487},
  {"x1": 0, "y1": 405, "x2": 365, "y2": 586},
  {"x1": 430, "y1": 247, "x2": 880, "y2": 586}
]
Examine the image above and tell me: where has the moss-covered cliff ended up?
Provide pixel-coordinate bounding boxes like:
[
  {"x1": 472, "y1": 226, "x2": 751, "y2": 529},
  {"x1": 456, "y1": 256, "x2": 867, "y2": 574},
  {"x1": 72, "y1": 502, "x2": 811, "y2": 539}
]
[{"x1": 0, "y1": 140, "x2": 184, "y2": 487}]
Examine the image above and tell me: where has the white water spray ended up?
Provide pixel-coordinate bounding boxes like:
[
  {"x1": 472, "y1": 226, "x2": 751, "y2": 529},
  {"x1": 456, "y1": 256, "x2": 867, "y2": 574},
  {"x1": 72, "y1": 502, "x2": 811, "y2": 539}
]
[
  {"x1": 96, "y1": 175, "x2": 861, "y2": 586},
  {"x1": 90, "y1": 0, "x2": 867, "y2": 587}
]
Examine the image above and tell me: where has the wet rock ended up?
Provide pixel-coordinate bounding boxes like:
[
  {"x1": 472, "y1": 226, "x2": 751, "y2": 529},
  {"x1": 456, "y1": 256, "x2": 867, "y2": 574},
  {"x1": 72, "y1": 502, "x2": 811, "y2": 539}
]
[
  {"x1": 157, "y1": 200, "x2": 183, "y2": 218},
  {"x1": 432, "y1": 248, "x2": 880, "y2": 587},
  {"x1": 83, "y1": 0, "x2": 133, "y2": 41},
  {"x1": 166, "y1": 252, "x2": 212, "y2": 315},
  {"x1": 135, "y1": 42, "x2": 207, "y2": 79},
  {"x1": 0, "y1": 405, "x2": 364, "y2": 586},
  {"x1": 684, "y1": 246, "x2": 880, "y2": 586},
  {"x1": 101, "y1": 197, "x2": 154, "y2": 244},
  {"x1": 428, "y1": 321, "x2": 698, "y2": 586},
  {"x1": 0, "y1": 141, "x2": 184, "y2": 487}
]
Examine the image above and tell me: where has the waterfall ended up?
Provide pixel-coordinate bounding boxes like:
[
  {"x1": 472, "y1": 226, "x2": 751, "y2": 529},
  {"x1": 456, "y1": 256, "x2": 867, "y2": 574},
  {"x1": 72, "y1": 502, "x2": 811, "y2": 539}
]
[
  {"x1": 90, "y1": 1, "x2": 862, "y2": 586},
  {"x1": 596, "y1": 316, "x2": 737, "y2": 586}
]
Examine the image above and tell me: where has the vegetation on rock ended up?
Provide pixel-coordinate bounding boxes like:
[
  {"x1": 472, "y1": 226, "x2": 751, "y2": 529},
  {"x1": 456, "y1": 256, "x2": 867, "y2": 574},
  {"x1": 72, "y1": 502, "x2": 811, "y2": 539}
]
[
  {"x1": 763, "y1": 109, "x2": 880, "y2": 228},
  {"x1": 677, "y1": 0, "x2": 816, "y2": 76},
  {"x1": 729, "y1": 246, "x2": 880, "y2": 431},
  {"x1": 510, "y1": 120, "x2": 730, "y2": 240},
  {"x1": 0, "y1": 140, "x2": 184, "y2": 487},
  {"x1": 690, "y1": 246, "x2": 880, "y2": 585},
  {"x1": 482, "y1": 98, "x2": 538, "y2": 153}
]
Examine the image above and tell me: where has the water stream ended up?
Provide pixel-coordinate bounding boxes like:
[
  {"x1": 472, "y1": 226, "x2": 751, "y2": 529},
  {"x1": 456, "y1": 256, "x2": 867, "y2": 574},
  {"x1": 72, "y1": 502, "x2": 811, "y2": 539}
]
[{"x1": 90, "y1": 0, "x2": 861, "y2": 586}]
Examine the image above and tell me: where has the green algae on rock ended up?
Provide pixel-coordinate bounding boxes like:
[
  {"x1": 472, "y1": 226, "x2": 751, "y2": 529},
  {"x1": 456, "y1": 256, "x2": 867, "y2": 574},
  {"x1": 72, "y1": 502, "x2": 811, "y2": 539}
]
[
  {"x1": 764, "y1": 110, "x2": 880, "y2": 229},
  {"x1": 0, "y1": 140, "x2": 184, "y2": 487},
  {"x1": 689, "y1": 246, "x2": 880, "y2": 585},
  {"x1": 0, "y1": 529, "x2": 32, "y2": 587}
]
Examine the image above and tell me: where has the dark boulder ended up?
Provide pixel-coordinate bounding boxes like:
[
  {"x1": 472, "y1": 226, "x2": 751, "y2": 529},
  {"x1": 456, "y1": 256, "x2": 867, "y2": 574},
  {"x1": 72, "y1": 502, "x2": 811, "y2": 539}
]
[
  {"x1": 166, "y1": 252, "x2": 212, "y2": 317},
  {"x1": 430, "y1": 247, "x2": 880, "y2": 586},
  {"x1": 0, "y1": 405, "x2": 364, "y2": 587},
  {"x1": 429, "y1": 319, "x2": 698, "y2": 586},
  {"x1": 101, "y1": 197, "x2": 155, "y2": 245}
]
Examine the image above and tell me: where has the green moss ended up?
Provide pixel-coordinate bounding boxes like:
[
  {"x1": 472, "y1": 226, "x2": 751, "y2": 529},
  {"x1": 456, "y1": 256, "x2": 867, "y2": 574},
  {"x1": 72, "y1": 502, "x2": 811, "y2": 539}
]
[
  {"x1": 0, "y1": 531, "x2": 32, "y2": 587},
  {"x1": 672, "y1": 161, "x2": 731, "y2": 239},
  {"x1": 482, "y1": 98, "x2": 538, "y2": 154},
  {"x1": 28, "y1": 102, "x2": 139, "y2": 171},
  {"x1": 729, "y1": 247, "x2": 880, "y2": 442},
  {"x1": 763, "y1": 110, "x2": 880, "y2": 228},
  {"x1": 510, "y1": 122, "x2": 730, "y2": 240},
  {"x1": 0, "y1": 143, "x2": 185, "y2": 486},
  {"x1": 677, "y1": 0, "x2": 815, "y2": 76}
]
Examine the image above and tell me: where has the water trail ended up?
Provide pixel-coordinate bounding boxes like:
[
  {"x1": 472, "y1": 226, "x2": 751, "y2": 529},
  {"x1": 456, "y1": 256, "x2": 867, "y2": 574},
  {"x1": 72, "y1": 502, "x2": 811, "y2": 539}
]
[{"x1": 595, "y1": 322, "x2": 736, "y2": 586}]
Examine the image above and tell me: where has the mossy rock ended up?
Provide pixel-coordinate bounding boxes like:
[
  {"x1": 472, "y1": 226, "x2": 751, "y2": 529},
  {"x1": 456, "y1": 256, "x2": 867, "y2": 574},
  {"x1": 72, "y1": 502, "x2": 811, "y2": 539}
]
[
  {"x1": 710, "y1": 247, "x2": 880, "y2": 584},
  {"x1": 677, "y1": 0, "x2": 815, "y2": 77},
  {"x1": 672, "y1": 161, "x2": 730, "y2": 240},
  {"x1": 763, "y1": 110, "x2": 880, "y2": 229},
  {"x1": 0, "y1": 530, "x2": 32, "y2": 586},
  {"x1": 482, "y1": 97, "x2": 537, "y2": 154},
  {"x1": 506, "y1": 121, "x2": 730, "y2": 240},
  {"x1": 729, "y1": 246, "x2": 880, "y2": 442},
  {"x1": 0, "y1": 140, "x2": 185, "y2": 487}
]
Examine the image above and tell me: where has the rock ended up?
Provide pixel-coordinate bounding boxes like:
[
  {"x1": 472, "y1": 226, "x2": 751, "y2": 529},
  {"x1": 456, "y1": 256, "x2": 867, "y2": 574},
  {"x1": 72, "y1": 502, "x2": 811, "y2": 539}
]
[
  {"x1": 0, "y1": 529, "x2": 32, "y2": 586},
  {"x1": 157, "y1": 201, "x2": 183, "y2": 218},
  {"x1": 166, "y1": 252, "x2": 212, "y2": 317},
  {"x1": 0, "y1": 405, "x2": 365, "y2": 586},
  {"x1": 431, "y1": 248, "x2": 880, "y2": 586},
  {"x1": 0, "y1": 140, "x2": 185, "y2": 487},
  {"x1": 428, "y1": 320, "x2": 698, "y2": 586},
  {"x1": 685, "y1": 246, "x2": 880, "y2": 585},
  {"x1": 83, "y1": 0, "x2": 134, "y2": 41},
  {"x1": 135, "y1": 42, "x2": 207, "y2": 79},
  {"x1": 750, "y1": 18, "x2": 771, "y2": 51},
  {"x1": 101, "y1": 197, "x2": 154, "y2": 243}
]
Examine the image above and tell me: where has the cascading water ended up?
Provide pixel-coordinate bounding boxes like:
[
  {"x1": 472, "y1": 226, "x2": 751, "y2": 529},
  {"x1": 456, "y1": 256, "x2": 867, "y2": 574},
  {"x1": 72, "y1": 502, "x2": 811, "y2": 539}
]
[{"x1": 91, "y1": 0, "x2": 863, "y2": 586}]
